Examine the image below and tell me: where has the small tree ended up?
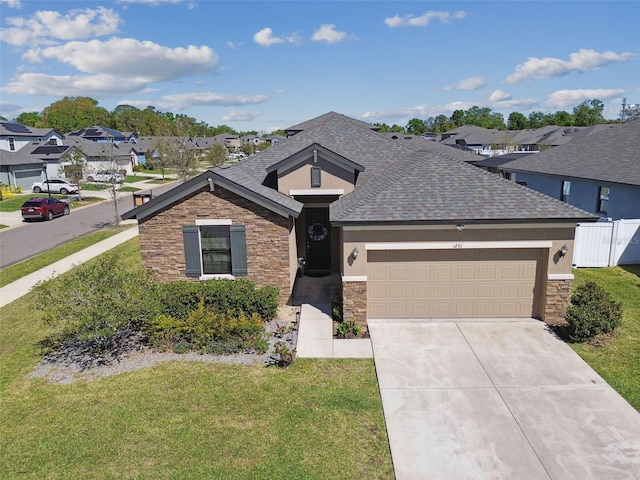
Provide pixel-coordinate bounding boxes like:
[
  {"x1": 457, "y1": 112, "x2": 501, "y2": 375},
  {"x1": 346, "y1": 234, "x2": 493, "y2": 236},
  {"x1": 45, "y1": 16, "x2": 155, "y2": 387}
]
[
  {"x1": 61, "y1": 146, "x2": 88, "y2": 199},
  {"x1": 204, "y1": 143, "x2": 228, "y2": 169}
]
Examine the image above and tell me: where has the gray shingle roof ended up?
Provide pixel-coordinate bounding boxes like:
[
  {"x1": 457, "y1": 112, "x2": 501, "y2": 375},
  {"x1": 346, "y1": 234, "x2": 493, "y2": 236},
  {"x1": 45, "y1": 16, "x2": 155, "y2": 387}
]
[
  {"x1": 285, "y1": 111, "x2": 380, "y2": 136},
  {"x1": 502, "y1": 120, "x2": 639, "y2": 186},
  {"x1": 124, "y1": 112, "x2": 597, "y2": 224},
  {"x1": 330, "y1": 151, "x2": 593, "y2": 224}
]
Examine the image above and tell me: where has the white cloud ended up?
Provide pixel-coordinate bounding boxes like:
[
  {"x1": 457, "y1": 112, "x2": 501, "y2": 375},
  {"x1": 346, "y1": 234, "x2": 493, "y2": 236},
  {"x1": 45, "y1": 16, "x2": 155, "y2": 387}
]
[
  {"x1": 253, "y1": 27, "x2": 301, "y2": 47},
  {"x1": 506, "y1": 49, "x2": 635, "y2": 83},
  {"x1": 312, "y1": 24, "x2": 356, "y2": 43},
  {"x1": 0, "y1": 0, "x2": 21, "y2": 9},
  {"x1": 23, "y1": 38, "x2": 217, "y2": 81},
  {"x1": 546, "y1": 89, "x2": 624, "y2": 109},
  {"x1": 488, "y1": 90, "x2": 511, "y2": 102},
  {"x1": 162, "y1": 92, "x2": 269, "y2": 107},
  {"x1": 222, "y1": 110, "x2": 263, "y2": 122},
  {"x1": 0, "y1": 7, "x2": 121, "y2": 47},
  {"x1": 3, "y1": 73, "x2": 147, "y2": 96},
  {"x1": 385, "y1": 10, "x2": 465, "y2": 28},
  {"x1": 444, "y1": 75, "x2": 485, "y2": 91}
]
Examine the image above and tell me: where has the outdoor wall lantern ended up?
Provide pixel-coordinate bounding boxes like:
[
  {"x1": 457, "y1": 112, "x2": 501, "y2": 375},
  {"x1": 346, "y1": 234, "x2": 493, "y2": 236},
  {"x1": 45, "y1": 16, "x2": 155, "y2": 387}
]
[
  {"x1": 456, "y1": 224, "x2": 465, "y2": 232},
  {"x1": 559, "y1": 244, "x2": 569, "y2": 257},
  {"x1": 351, "y1": 246, "x2": 359, "y2": 259}
]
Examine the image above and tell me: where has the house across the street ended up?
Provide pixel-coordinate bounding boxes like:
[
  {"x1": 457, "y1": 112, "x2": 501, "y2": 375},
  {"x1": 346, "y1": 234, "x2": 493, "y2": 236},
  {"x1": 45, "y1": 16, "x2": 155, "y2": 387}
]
[{"x1": 123, "y1": 112, "x2": 597, "y2": 328}]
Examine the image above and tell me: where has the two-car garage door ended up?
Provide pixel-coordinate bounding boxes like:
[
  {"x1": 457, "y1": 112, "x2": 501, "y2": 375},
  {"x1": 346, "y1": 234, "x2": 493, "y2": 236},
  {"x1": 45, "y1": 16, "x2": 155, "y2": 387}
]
[{"x1": 367, "y1": 249, "x2": 541, "y2": 319}]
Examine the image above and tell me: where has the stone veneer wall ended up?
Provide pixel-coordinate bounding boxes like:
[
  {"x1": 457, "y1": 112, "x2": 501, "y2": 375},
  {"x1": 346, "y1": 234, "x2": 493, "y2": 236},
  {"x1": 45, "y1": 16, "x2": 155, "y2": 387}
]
[
  {"x1": 342, "y1": 281, "x2": 367, "y2": 328},
  {"x1": 543, "y1": 279, "x2": 573, "y2": 325},
  {"x1": 138, "y1": 186, "x2": 293, "y2": 304}
]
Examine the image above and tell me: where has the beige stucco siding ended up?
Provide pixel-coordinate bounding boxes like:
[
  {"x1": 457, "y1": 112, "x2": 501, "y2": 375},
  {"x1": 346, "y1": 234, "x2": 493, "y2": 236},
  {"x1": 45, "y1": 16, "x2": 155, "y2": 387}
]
[
  {"x1": 278, "y1": 160, "x2": 355, "y2": 195},
  {"x1": 342, "y1": 225, "x2": 576, "y2": 278}
]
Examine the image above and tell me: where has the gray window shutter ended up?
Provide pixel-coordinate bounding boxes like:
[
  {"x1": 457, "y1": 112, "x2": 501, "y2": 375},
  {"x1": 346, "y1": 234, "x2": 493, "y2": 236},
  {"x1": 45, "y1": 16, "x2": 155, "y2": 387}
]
[
  {"x1": 182, "y1": 225, "x2": 201, "y2": 277},
  {"x1": 230, "y1": 225, "x2": 247, "y2": 276}
]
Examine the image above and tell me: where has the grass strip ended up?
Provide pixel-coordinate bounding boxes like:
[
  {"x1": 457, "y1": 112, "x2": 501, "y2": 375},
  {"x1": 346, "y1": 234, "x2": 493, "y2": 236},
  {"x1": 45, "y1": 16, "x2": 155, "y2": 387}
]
[
  {"x1": 571, "y1": 266, "x2": 640, "y2": 411},
  {"x1": 0, "y1": 226, "x2": 131, "y2": 287}
]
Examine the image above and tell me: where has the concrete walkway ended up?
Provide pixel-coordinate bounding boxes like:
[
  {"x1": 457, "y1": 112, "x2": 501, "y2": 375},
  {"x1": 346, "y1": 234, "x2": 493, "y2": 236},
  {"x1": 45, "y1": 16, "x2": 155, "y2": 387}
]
[
  {"x1": 0, "y1": 226, "x2": 138, "y2": 308},
  {"x1": 369, "y1": 319, "x2": 640, "y2": 480},
  {"x1": 296, "y1": 303, "x2": 373, "y2": 358}
]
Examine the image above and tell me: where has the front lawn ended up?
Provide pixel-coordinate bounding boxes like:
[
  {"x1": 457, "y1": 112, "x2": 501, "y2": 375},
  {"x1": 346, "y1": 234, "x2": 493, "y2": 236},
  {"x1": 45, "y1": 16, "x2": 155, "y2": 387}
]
[
  {"x1": 0, "y1": 239, "x2": 393, "y2": 479},
  {"x1": 570, "y1": 266, "x2": 640, "y2": 411}
]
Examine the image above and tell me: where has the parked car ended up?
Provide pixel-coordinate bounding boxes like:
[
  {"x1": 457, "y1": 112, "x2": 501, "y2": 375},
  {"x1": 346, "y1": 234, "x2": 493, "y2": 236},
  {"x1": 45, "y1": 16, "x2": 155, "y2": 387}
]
[
  {"x1": 86, "y1": 170, "x2": 124, "y2": 183},
  {"x1": 21, "y1": 197, "x2": 70, "y2": 221},
  {"x1": 31, "y1": 179, "x2": 79, "y2": 195}
]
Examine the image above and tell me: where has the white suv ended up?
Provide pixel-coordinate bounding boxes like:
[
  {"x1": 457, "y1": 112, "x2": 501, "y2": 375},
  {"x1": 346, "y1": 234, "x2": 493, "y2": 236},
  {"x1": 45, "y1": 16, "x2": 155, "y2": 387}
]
[{"x1": 87, "y1": 170, "x2": 124, "y2": 183}]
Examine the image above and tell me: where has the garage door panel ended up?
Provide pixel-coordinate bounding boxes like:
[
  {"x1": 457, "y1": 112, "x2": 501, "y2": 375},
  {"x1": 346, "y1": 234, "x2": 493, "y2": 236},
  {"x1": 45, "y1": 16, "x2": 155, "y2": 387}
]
[{"x1": 367, "y1": 249, "x2": 540, "y2": 319}]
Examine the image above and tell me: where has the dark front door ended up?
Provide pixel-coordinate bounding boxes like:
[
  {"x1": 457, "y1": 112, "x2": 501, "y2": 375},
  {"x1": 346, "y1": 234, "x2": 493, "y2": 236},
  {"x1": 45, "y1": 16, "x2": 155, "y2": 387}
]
[{"x1": 305, "y1": 208, "x2": 331, "y2": 276}]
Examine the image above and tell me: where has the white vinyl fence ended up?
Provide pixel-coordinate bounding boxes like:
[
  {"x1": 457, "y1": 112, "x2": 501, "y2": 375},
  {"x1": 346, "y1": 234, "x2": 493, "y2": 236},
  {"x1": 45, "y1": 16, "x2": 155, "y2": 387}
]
[{"x1": 573, "y1": 219, "x2": 640, "y2": 267}]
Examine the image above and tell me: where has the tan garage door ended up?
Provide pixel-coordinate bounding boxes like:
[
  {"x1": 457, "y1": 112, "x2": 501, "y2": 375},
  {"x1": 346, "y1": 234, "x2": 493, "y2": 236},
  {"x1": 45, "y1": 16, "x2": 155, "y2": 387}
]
[{"x1": 367, "y1": 249, "x2": 541, "y2": 319}]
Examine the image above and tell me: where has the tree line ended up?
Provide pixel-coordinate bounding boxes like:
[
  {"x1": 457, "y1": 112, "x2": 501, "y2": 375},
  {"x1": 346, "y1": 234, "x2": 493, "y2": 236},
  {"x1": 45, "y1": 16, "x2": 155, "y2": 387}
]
[
  {"x1": 11, "y1": 97, "x2": 280, "y2": 138},
  {"x1": 376, "y1": 99, "x2": 638, "y2": 135}
]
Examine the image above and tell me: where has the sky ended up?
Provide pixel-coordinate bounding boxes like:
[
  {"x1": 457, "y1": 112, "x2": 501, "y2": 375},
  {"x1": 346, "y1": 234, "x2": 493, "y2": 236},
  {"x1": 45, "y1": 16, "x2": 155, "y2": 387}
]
[{"x1": 0, "y1": 0, "x2": 638, "y2": 133}]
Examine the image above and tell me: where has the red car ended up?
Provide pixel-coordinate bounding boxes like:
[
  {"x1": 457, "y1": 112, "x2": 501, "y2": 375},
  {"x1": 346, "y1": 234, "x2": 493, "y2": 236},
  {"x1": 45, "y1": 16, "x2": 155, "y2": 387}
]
[{"x1": 21, "y1": 197, "x2": 70, "y2": 221}]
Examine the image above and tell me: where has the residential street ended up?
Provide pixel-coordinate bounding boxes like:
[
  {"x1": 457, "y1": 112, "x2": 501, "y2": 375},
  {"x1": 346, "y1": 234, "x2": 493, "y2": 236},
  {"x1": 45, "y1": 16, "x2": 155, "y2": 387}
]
[{"x1": 0, "y1": 181, "x2": 176, "y2": 269}]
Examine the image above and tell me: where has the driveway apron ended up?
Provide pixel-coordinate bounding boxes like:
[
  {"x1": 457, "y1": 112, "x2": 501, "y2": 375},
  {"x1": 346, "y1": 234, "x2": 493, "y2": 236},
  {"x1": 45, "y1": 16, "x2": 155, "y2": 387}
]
[{"x1": 369, "y1": 319, "x2": 640, "y2": 480}]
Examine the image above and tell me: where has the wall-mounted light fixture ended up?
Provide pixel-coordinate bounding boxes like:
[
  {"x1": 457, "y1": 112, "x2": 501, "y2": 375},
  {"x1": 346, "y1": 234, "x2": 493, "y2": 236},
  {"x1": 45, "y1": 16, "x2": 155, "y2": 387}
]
[
  {"x1": 351, "y1": 246, "x2": 359, "y2": 259},
  {"x1": 456, "y1": 224, "x2": 465, "y2": 232},
  {"x1": 559, "y1": 244, "x2": 569, "y2": 257}
]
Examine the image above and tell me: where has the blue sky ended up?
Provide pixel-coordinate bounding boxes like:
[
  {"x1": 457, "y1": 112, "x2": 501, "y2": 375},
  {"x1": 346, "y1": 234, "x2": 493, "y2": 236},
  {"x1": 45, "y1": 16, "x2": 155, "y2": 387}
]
[{"x1": 0, "y1": 0, "x2": 638, "y2": 133}]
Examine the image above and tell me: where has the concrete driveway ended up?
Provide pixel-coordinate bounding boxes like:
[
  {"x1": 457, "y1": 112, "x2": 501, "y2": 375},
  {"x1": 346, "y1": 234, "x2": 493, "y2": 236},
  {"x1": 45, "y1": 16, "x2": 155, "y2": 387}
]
[{"x1": 369, "y1": 319, "x2": 640, "y2": 480}]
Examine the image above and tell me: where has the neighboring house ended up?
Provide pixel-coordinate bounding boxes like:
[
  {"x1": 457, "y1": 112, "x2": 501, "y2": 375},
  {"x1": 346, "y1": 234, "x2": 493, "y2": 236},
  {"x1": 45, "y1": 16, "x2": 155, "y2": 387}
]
[
  {"x1": 67, "y1": 126, "x2": 130, "y2": 144},
  {"x1": 240, "y1": 135, "x2": 264, "y2": 146},
  {"x1": 263, "y1": 134, "x2": 286, "y2": 145},
  {"x1": 65, "y1": 137, "x2": 133, "y2": 176},
  {"x1": 123, "y1": 112, "x2": 596, "y2": 330},
  {"x1": 498, "y1": 120, "x2": 639, "y2": 220},
  {"x1": 0, "y1": 122, "x2": 63, "y2": 152},
  {"x1": 0, "y1": 143, "x2": 75, "y2": 190},
  {"x1": 440, "y1": 124, "x2": 616, "y2": 157},
  {"x1": 213, "y1": 134, "x2": 240, "y2": 151},
  {"x1": 474, "y1": 152, "x2": 538, "y2": 178}
]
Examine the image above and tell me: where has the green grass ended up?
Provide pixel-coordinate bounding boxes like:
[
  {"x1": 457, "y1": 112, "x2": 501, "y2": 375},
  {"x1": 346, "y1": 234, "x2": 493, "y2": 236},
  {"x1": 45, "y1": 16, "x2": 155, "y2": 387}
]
[
  {"x1": 0, "y1": 239, "x2": 393, "y2": 479},
  {"x1": 118, "y1": 186, "x2": 141, "y2": 192},
  {"x1": 124, "y1": 174, "x2": 154, "y2": 182},
  {"x1": 0, "y1": 226, "x2": 132, "y2": 288},
  {"x1": 570, "y1": 266, "x2": 640, "y2": 411}
]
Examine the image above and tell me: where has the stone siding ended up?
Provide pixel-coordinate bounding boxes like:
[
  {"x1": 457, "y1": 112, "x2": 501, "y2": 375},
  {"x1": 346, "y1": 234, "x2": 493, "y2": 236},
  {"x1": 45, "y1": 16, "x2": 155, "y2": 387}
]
[
  {"x1": 543, "y1": 279, "x2": 573, "y2": 325},
  {"x1": 138, "y1": 186, "x2": 292, "y2": 304},
  {"x1": 342, "y1": 281, "x2": 367, "y2": 328}
]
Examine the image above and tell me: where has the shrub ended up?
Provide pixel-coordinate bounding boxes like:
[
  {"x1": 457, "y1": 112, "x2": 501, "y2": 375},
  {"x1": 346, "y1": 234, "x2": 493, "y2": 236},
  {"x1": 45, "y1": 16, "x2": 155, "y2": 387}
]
[
  {"x1": 158, "y1": 279, "x2": 278, "y2": 321},
  {"x1": 563, "y1": 281, "x2": 622, "y2": 342},
  {"x1": 146, "y1": 300, "x2": 265, "y2": 353},
  {"x1": 335, "y1": 318, "x2": 361, "y2": 339},
  {"x1": 273, "y1": 341, "x2": 295, "y2": 367},
  {"x1": 35, "y1": 253, "x2": 162, "y2": 352}
]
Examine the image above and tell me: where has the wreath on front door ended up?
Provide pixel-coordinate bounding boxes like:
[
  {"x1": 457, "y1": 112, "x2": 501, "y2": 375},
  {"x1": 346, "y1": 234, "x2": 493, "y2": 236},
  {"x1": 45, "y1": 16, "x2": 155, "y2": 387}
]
[{"x1": 308, "y1": 223, "x2": 329, "y2": 242}]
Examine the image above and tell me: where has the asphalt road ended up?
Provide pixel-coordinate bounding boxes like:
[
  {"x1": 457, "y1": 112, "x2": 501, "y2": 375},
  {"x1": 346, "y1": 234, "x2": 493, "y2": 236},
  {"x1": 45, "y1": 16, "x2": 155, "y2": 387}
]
[{"x1": 0, "y1": 183, "x2": 175, "y2": 269}]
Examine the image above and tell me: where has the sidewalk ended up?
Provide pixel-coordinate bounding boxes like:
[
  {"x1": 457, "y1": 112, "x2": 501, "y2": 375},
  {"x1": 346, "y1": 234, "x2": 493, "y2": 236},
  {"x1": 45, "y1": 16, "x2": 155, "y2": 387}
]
[{"x1": 0, "y1": 226, "x2": 139, "y2": 308}]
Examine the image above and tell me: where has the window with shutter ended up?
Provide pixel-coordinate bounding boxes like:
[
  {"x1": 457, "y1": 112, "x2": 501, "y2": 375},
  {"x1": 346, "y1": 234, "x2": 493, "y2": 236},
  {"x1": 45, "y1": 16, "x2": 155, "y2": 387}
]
[{"x1": 182, "y1": 224, "x2": 247, "y2": 278}]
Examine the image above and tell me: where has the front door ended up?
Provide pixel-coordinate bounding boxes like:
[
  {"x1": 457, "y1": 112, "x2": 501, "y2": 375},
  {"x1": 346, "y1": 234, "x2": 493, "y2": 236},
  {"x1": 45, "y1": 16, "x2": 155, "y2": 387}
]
[{"x1": 305, "y1": 208, "x2": 331, "y2": 276}]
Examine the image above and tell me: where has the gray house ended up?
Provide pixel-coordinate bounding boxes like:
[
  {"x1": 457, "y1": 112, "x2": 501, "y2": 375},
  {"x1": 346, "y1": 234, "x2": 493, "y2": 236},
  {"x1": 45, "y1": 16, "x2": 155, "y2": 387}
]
[{"x1": 499, "y1": 120, "x2": 639, "y2": 220}]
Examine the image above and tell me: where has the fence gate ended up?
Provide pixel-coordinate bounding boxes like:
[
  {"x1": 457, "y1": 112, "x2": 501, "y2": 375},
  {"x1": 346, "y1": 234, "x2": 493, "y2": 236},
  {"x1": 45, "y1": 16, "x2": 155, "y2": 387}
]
[{"x1": 573, "y1": 220, "x2": 640, "y2": 267}]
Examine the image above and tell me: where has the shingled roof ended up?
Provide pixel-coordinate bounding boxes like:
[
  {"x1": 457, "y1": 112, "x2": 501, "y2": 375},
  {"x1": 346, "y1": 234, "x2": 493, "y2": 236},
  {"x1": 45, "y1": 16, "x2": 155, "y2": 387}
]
[
  {"x1": 501, "y1": 120, "x2": 639, "y2": 187},
  {"x1": 124, "y1": 112, "x2": 596, "y2": 224}
]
